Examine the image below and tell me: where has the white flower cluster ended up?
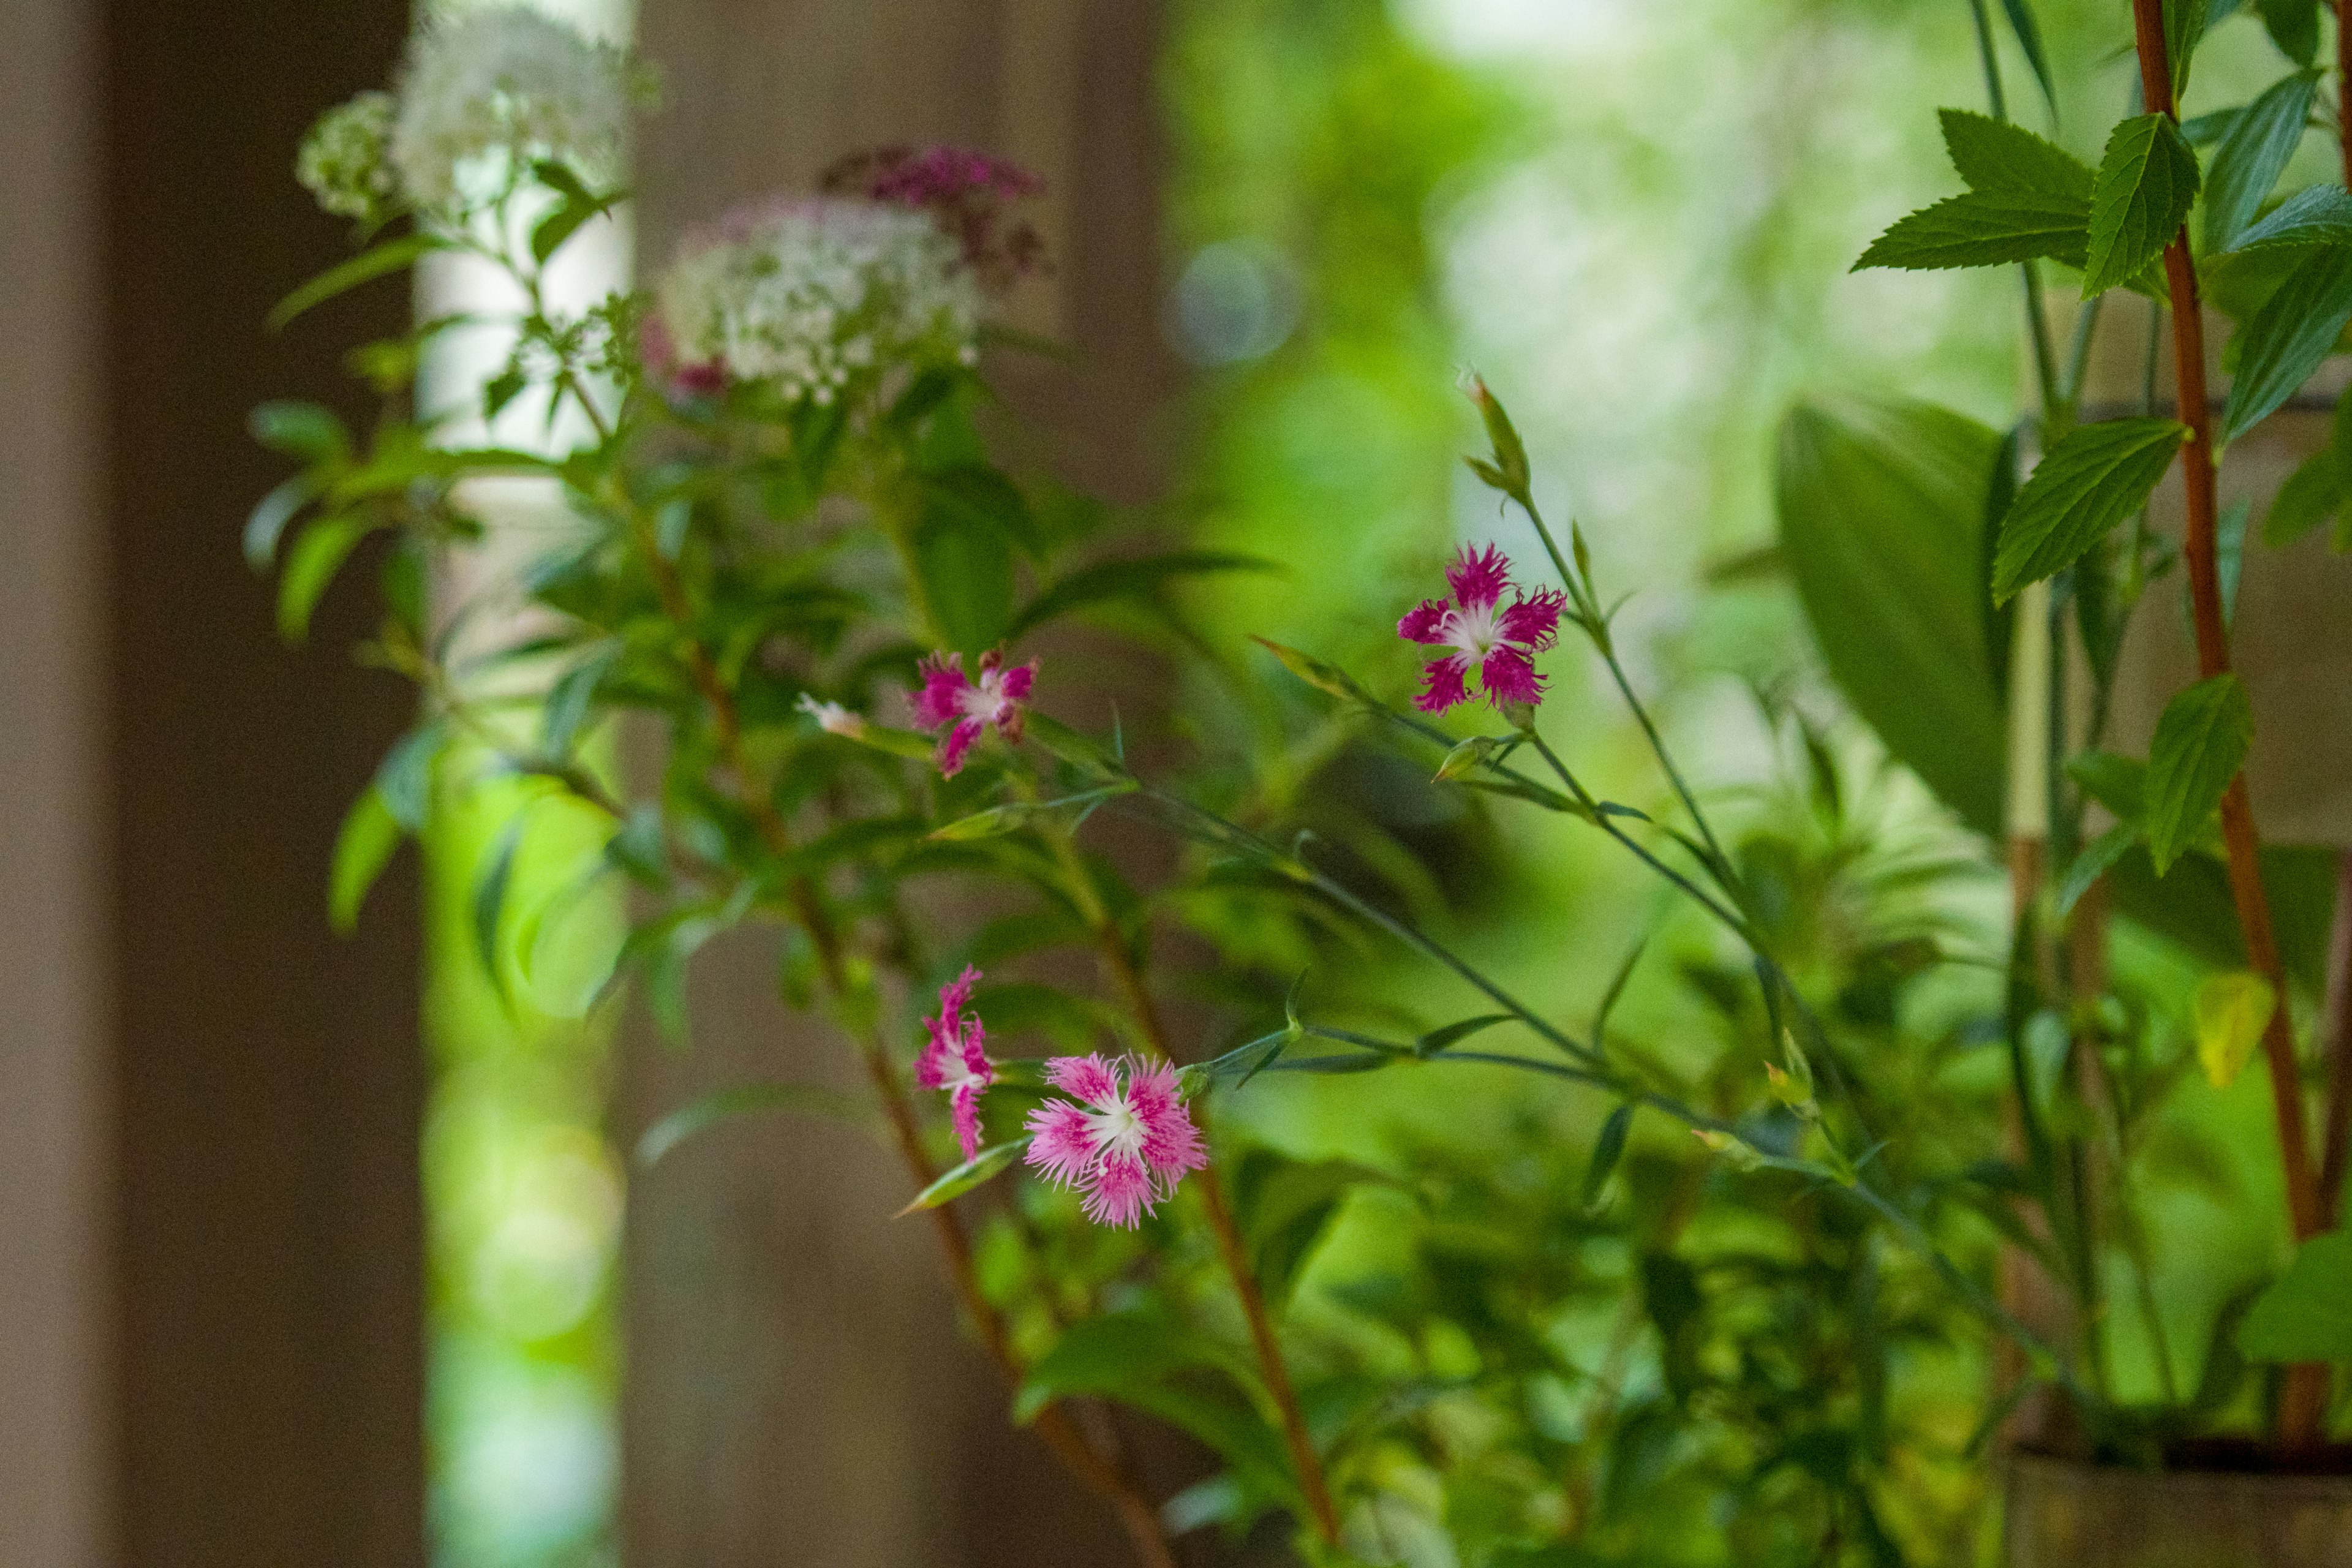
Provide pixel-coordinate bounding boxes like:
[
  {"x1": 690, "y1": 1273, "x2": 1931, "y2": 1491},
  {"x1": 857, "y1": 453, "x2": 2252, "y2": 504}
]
[
  {"x1": 296, "y1": 91, "x2": 399, "y2": 221},
  {"x1": 388, "y1": 6, "x2": 640, "y2": 209},
  {"x1": 654, "y1": 200, "x2": 984, "y2": 405}
]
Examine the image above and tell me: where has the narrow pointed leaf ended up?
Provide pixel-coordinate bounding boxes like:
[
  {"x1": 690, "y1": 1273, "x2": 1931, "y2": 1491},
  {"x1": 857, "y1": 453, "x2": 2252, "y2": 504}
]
[
  {"x1": 898, "y1": 1138, "x2": 1028, "y2": 1214},
  {"x1": 1581, "y1": 1102, "x2": 1636, "y2": 1212},
  {"x1": 636, "y1": 1082, "x2": 873, "y2": 1167},
  {"x1": 2164, "y1": 0, "x2": 2210, "y2": 99},
  {"x1": 266, "y1": 233, "x2": 440, "y2": 330},
  {"x1": 2255, "y1": 0, "x2": 2321, "y2": 64},
  {"x1": 2220, "y1": 246, "x2": 2352, "y2": 441},
  {"x1": 1999, "y1": 0, "x2": 2060, "y2": 118},
  {"x1": 328, "y1": 785, "x2": 403, "y2": 933},
  {"x1": 2201, "y1": 71, "x2": 2318, "y2": 254},
  {"x1": 1855, "y1": 190, "x2": 2089, "y2": 272},
  {"x1": 2056, "y1": 820, "x2": 2142, "y2": 918},
  {"x1": 2263, "y1": 445, "x2": 2341, "y2": 543},
  {"x1": 2145, "y1": 673, "x2": 2253, "y2": 873},
  {"x1": 2083, "y1": 114, "x2": 2199, "y2": 296},
  {"x1": 1991, "y1": 418, "x2": 2186, "y2": 602},
  {"x1": 1415, "y1": 1014, "x2": 1513, "y2": 1057},
  {"x1": 2226, "y1": 183, "x2": 2352, "y2": 254}
]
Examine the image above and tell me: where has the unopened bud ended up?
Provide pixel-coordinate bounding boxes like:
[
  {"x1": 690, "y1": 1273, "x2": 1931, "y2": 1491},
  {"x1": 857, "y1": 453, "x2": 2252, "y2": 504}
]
[{"x1": 1692, "y1": 1127, "x2": 1765, "y2": 1171}]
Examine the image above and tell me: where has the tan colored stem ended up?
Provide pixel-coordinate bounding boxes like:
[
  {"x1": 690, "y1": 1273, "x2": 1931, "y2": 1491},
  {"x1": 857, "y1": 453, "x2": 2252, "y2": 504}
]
[{"x1": 2127, "y1": 2, "x2": 2329, "y2": 1451}]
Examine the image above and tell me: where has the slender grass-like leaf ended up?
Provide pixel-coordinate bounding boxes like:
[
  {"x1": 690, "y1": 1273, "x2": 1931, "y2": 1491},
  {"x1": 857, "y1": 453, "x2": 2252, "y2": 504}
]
[
  {"x1": 897, "y1": 1137, "x2": 1030, "y2": 1214},
  {"x1": 1855, "y1": 190, "x2": 2089, "y2": 272},
  {"x1": 1581, "y1": 1102, "x2": 1636, "y2": 1212},
  {"x1": 266, "y1": 233, "x2": 440, "y2": 330},
  {"x1": 636, "y1": 1082, "x2": 873, "y2": 1167},
  {"x1": 2000, "y1": 0, "x2": 2060, "y2": 118},
  {"x1": 328, "y1": 785, "x2": 403, "y2": 933}
]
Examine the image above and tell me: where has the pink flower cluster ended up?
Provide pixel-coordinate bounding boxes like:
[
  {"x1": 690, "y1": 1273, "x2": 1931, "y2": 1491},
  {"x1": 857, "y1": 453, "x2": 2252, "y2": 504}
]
[
  {"x1": 1398, "y1": 545, "x2": 1565, "y2": 715},
  {"x1": 1025, "y1": 1054, "x2": 1209, "y2": 1228},
  {"x1": 915, "y1": 966, "x2": 997, "y2": 1162},
  {"x1": 823, "y1": 143, "x2": 1047, "y2": 294},
  {"x1": 911, "y1": 649, "x2": 1035, "y2": 777}
]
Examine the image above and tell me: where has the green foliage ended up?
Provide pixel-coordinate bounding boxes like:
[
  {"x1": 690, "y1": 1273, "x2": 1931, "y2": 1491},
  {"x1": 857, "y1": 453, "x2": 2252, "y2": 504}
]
[
  {"x1": 2239, "y1": 1232, "x2": 2352, "y2": 1361},
  {"x1": 1854, "y1": 113, "x2": 2090, "y2": 274},
  {"x1": 1991, "y1": 418, "x2": 2185, "y2": 601},
  {"x1": 634, "y1": 1082, "x2": 872, "y2": 1166},
  {"x1": 2199, "y1": 70, "x2": 2317, "y2": 255},
  {"x1": 2255, "y1": 0, "x2": 2321, "y2": 63},
  {"x1": 2220, "y1": 246, "x2": 2352, "y2": 440},
  {"x1": 2144, "y1": 673, "x2": 2253, "y2": 874},
  {"x1": 2083, "y1": 114, "x2": 2198, "y2": 297}
]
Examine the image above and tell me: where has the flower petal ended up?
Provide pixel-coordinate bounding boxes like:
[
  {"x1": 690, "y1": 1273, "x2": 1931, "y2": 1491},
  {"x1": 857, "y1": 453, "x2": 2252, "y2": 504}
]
[
  {"x1": 1496, "y1": 587, "x2": 1567, "y2": 652},
  {"x1": 995, "y1": 660, "x2": 1036, "y2": 706},
  {"x1": 934, "y1": 718, "x2": 984, "y2": 777},
  {"x1": 1445, "y1": 544, "x2": 1512, "y2": 612},
  {"x1": 1479, "y1": 643, "x2": 1545, "y2": 708},
  {"x1": 1023, "y1": 1101, "x2": 1098, "y2": 1185},
  {"x1": 949, "y1": 1082, "x2": 987, "y2": 1164},
  {"x1": 1397, "y1": 598, "x2": 1452, "y2": 645},
  {"x1": 1412, "y1": 654, "x2": 1471, "y2": 714},
  {"x1": 911, "y1": 652, "x2": 970, "y2": 730},
  {"x1": 1044, "y1": 1053, "x2": 1120, "y2": 1108},
  {"x1": 1081, "y1": 1153, "x2": 1155, "y2": 1228}
]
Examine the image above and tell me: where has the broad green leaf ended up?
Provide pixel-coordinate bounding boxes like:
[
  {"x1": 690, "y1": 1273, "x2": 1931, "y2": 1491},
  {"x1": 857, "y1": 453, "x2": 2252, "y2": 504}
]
[
  {"x1": 2146, "y1": 673, "x2": 2253, "y2": 873},
  {"x1": 1937, "y1": 108, "x2": 2092, "y2": 200},
  {"x1": 2256, "y1": 0, "x2": 2321, "y2": 63},
  {"x1": 2165, "y1": 0, "x2": 2210, "y2": 100},
  {"x1": 328, "y1": 785, "x2": 402, "y2": 933},
  {"x1": 1853, "y1": 190, "x2": 2089, "y2": 273},
  {"x1": 277, "y1": 513, "x2": 380, "y2": 643},
  {"x1": 1999, "y1": 0, "x2": 2059, "y2": 117},
  {"x1": 1991, "y1": 418, "x2": 2186, "y2": 602},
  {"x1": 2084, "y1": 115, "x2": 2199, "y2": 297},
  {"x1": 2201, "y1": 71, "x2": 2318, "y2": 254},
  {"x1": 912, "y1": 493, "x2": 1015, "y2": 655},
  {"x1": 248, "y1": 400, "x2": 350, "y2": 463},
  {"x1": 636, "y1": 1082, "x2": 872, "y2": 1167},
  {"x1": 2056, "y1": 819, "x2": 2142, "y2": 917},
  {"x1": 2225, "y1": 183, "x2": 2352, "y2": 254},
  {"x1": 2238, "y1": 1232, "x2": 2352, "y2": 1361},
  {"x1": 1581, "y1": 1102, "x2": 1636, "y2": 1212},
  {"x1": 897, "y1": 1137, "x2": 1027, "y2": 1213},
  {"x1": 2220, "y1": 246, "x2": 2352, "y2": 440},
  {"x1": 1006, "y1": 550, "x2": 1279, "y2": 641},
  {"x1": 1775, "y1": 396, "x2": 2007, "y2": 835},
  {"x1": 2066, "y1": 748, "x2": 2149, "y2": 819},
  {"x1": 244, "y1": 474, "x2": 315, "y2": 569},
  {"x1": 2193, "y1": 970, "x2": 2276, "y2": 1087},
  {"x1": 266, "y1": 233, "x2": 440, "y2": 330},
  {"x1": 2264, "y1": 445, "x2": 2340, "y2": 543}
]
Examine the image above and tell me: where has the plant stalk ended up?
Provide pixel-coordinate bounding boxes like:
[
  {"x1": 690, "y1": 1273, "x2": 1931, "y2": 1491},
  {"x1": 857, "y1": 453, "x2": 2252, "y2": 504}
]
[
  {"x1": 2127, "y1": 0, "x2": 2329, "y2": 1451},
  {"x1": 2318, "y1": 850, "x2": 2352, "y2": 1226}
]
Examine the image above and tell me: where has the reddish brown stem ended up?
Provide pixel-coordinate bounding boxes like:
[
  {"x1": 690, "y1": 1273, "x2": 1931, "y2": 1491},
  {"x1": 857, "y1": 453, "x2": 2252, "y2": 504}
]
[
  {"x1": 1094, "y1": 927, "x2": 1343, "y2": 1545},
  {"x1": 2318, "y1": 851, "x2": 2352, "y2": 1227},
  {"x1": 2128, "y1": 1, "x2": 2329, "y2": 1451}
]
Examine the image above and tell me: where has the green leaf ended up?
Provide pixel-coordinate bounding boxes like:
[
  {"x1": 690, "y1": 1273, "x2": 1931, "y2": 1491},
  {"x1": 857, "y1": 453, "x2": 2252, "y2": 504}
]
[
  {"x1": 1991, "y1": 418, "x2": 2187, "y2": 602},
  {"x1": 2201, "y1": 72, "x2": 2318, "y2": 254},
  {"x1": 2000, "y1": 0, "x2": 2060, "y2": 118},
  {"x1": 1775, "y1": 396, "x2": 2008, "y2": 835},
  {"x1": 2220, "y1": 246, "x2": 2352, "y2": 441},
  {"x1": 1237, "y1": 1153, "x2": 1391, "y2": 1308},
  {"x1": 1251, "y1": 637, "x2": 1371, "y2": 704},
  {"x1": 1415, "y1": 1014, "x2": 1513, "y2": 1057},
  {"x1": 898, "y1": 1138, "x2": 1028, "y2": 1213},
  {"x1": 542, "y1": 644, "x2": 619, "y2": 758},
  {"x1": 1581, "y1": 1102, "x2": 1635, "y2": 1212},
  {"x1": 248, "y1": 400, "x2": 351, "y2": 463},
  {"x1": 244, "y1": 474, "x2": 316, "y2": 570},
  {"x1": 912, "y1": 491, "x2": 1016, "y2": 655},
  {"x1": 2255, "y1": 0, "x2": 2321, "y2": 64},
  {"x1": 2066, "y1": 748, "x2": 2148, "y2": 820},
  {"x1": 2145, "y1": 673, "x2": 2253, "y2": 873},
  {"x1": 2056, "y1": 820, "x2": 2142, "y2": 917},
  {"x1": 635, "y1": 1082, "x2": 872, "y2": 1166},
  {"x1": 276, "y1": 513, "x2": 380, "y2": 643},
  {"x1": 328, "y1": 785, "x2": 402, "y2": 933},
  {"x1": 2238, "y1": 1232, "x2": 2352, "y2": 1362},
  {"x1": 2165, "y1": 0, "x2": 2210, "y2": 100},
  {"x1": 472, "y1": 812, "x2": 526, "y2": 987},
  {"x1": 1937, "y1": 108, "x2": 2093, "y2": 200},
  {"x1": 1854, "y1": 190, "x2": 2089, "y2": 272},
  {"x1": 2193, "y1": 970, "x2": 2276, "y2": 1087},
  {"x1": 2225, "y1": 183, "x2": 2352, "y2": 254},
  {"x1": 266, "y1": 233, "x2": 440, "y2": 331},
  {"x1": 2217, "y1": 496, "x2": 2250, "y2": 627},
  {"x1": 2264, "y1": 445, "x2": 2340, "y2": 544},
  {"x1": 1466, "y1": 375, "x2": 1533, "y2": 501},
  {"x1": 1006, "y1": 550, "x2": 1279, "y2": 641},
  {"x1": 2084, "y1": 114, "x2": 2199, "y2": 297}
]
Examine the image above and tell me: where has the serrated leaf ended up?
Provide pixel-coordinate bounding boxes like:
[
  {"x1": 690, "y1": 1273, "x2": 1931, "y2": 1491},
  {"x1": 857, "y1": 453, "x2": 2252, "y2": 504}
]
[
  {"x1": 2084, "y1": 114, "x2": 2199, "y2": 296},
  {"x1": 266, "y1": 233, "x2": 439, "y2": 331},
  {"x1": 1938, "y1": 108, "x2": 2092, "y2": 200},
  {"x1": 2220, "y1": 246, "x2": 2352, "y2": 442},
  {"x1": 2238, "y1": 1232, "x2": 2352, "y2": 1361},
  {"x1": 277, "y1": 513, "x2": 379, "y2": 643},
  {"x1": 2193, "y1": 970, "x2": 2275, "y2": 1087},
  {"x1": 2146, "y1": 673, "x2": 2253, "y2": 873},
  {"x1": 1992, "y1": 418, "x2": 2186, "y2": 602},
  {"x1": 636, "y1": 1082, "x2": 872, "y2": 1167},
  {"x1": 2202, "y1": 72, "x2": 2319, "y2": 254},
  {"x1": 2056, "y1": 820, "x2": 2142, "y2": 917},
  {"x1": 1854, "y1": 190, "x2": 2089, "y2": 272},
  {"x1": 897, "y1": 1138, "x2": 1028, "y2": 1214},
  {"x1": 2264, "y1": 445, "x2": 2340, "y2": 543},
  {"x1": 328, "y1": 785, "x2": 402, "y2": 933},
  {"x1": 2255, "y1": 0, "x2": 2320, "y2": 64},
  {"x1": 1581, "y1": 1102, "x2": 1635, "y2": 1212},
  {"x1": 2225, "y1": 183, "x2": 2352, "y2": 255},
  {"x1": 2000, "y1": 0, "x2": 2059, "y2": 117}
]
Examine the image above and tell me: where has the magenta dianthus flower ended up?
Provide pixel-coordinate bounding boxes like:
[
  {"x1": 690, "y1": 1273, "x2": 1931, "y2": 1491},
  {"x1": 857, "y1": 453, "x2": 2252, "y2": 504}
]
[
  {"x1": 915, "y1": 966, "x2": 997, "y2": 1163},
  {"x1": 1023, "y1": 1054, "x2": 1209, "y2": 1228},
  {"x1": 1398, "y1": 544, "x2": 1566, "y2": 714},
  {"x1": 911, "y1": 649, "x2": 1036, "y2": 777}
]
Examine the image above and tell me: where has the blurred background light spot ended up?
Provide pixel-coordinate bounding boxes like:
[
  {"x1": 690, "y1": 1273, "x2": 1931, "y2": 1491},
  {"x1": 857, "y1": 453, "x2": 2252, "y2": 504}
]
[{"x1": 1169, "y1": 238, "x2": 1303, "y2": 366}]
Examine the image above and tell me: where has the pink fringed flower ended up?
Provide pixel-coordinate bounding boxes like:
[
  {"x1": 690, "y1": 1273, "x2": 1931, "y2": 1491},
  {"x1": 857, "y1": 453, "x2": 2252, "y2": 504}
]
[
  {"x1": 1398, "y1": 544, "x2": 1567, "y2": 715},
  {"x1": 1024, "y1": 1055, "x2": 1210, "y2": 1228},
  {"x1": 915, "y1": 966, "x2": 997, "y2": 1163},
  {"x1": 910, "y1": 649, "x2": 1036, "y2": 777}
]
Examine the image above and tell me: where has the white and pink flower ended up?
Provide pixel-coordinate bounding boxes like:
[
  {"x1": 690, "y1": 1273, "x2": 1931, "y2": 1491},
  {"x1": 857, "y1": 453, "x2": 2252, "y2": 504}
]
[
  {"x1": 914, "y1": 967, "x2": 996, "y2": 1163},
  {"x1": 910, "y1": 649, "x2": 1036, "y2": 777},
  {"x1": 1023, "y1": 1054, "x2": 1209, "y2": 1228},
  {"x1": 1397, "y1": 544, "x2": 1566, "y2": 715}
]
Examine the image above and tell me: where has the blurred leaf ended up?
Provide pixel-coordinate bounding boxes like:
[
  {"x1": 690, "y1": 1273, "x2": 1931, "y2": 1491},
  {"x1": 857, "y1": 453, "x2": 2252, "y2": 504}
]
[
  {"x1": 249, "y1": 400, "x2": 351, "y2": 463},
  {"x1": 1415, "y1": 1014, "x2": 1512, "y2": 1056},
  {"x1": 1581, "y1": 1102, "x2": 1635, "y2": 1212},
  {"x1": 2264, "y1": 444, "x2": 2340, "y2": 543},
  {"x1": 2146, "y1": 673, "x2": 2251, "y2": 873},
  {"x1": 2256, "y1": 0, "x2": 2321, "y2": 62},
  {"x1": 1008, "y1": 551, "x2": 1279, "y2": 641},
  {"x1": 472, "y1": 811, "x2": 526, "y2": 990},
  {"x1": 2221, "y1": 245, "x2": 2352, "y2": 440},
  {"x1": 374, "y1": 722, "x2": 445, "y2": 834},
  {"x1": 2000, "y1": 0, "x2": 2059, "y2": 116},
  {"x1": 2201, "y1": 70, "x2": 2318, "y2": 254},
  {"x1": 328, "y1": 784, "x2": 402, "y2": 933},
  {"x1": 2239, "y1": 1232, "x2": 2352, "y2": 1360},
  {"x1": 1238, "y1": 1152, "x2": 1392, "y2": 1309},
  {"x1": 2164, "y1": 0, "x2": 2210, "y2": 99},
  {"x1": 2193, "y1": 970, "x2": 2275, "y2": 1088},
  {"x1": 1992, "y1": 418, "x2": 2185, "y2": 602},
  {"x1": 636, "y1": 1082, "x2": 872, "y2": 1167},
  {"x1": 898, "y1": 1138, "x2": 1027, "y2": 1213},
  {"x1": 1774, "y1": 395, "x2": 2007, "y2": 835},
  {"x1": 2084, "y1": 114, "x2": 2198, "y2": 296},
  {"x1": 277, "y1": 513, "x2": 380, "y2": 644},
  {"x1": 244, "y1": 473, "x2": 316, "y2": 570},
  {"x1": 913, "y1": 490, "x2": 1016, "y2": 655},
  {"x1": 266, "y1": 233, "x2": 439, "y2": 330},
  {"x1": 543, "y1": 643, "x2": 620, "y2": 758},
  {"x1": 2056, "y1": 820, "x2": 2140, "y2": 917},
  {"x1": 1252, "y1": 637, "x2": 1370, "y2": 704},
  {"x1": 2066, "y1": 748, "x2": 2147, "y2": 819}
]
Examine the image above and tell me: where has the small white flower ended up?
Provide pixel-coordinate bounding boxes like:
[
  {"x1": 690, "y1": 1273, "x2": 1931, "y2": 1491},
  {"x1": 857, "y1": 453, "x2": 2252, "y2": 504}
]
[
  {"x1": 796, "y1": 693, "x2": 867, "y2": 739},
  {"x1": 389, "y1": 7, "x2": 641, "y2": 210},
  {"x1": 653, "y1": 198, "x2": 983, "y2": 405},
  {"x1": 297, "y1": 91, "x2": 399, "y2": 221}
]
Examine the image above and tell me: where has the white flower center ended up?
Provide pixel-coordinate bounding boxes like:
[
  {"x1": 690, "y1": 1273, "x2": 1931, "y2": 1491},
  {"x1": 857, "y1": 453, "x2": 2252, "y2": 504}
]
[
  {"x1": 1441, "y1": 599, "x2": 1503, "y2": 660},
  {"x1": 1084, "y1": 1093, "x2": 1146, "y2": 1165},
  {"x1": 958, "y1": 672, "x2": 1014, "y2": 725}
]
